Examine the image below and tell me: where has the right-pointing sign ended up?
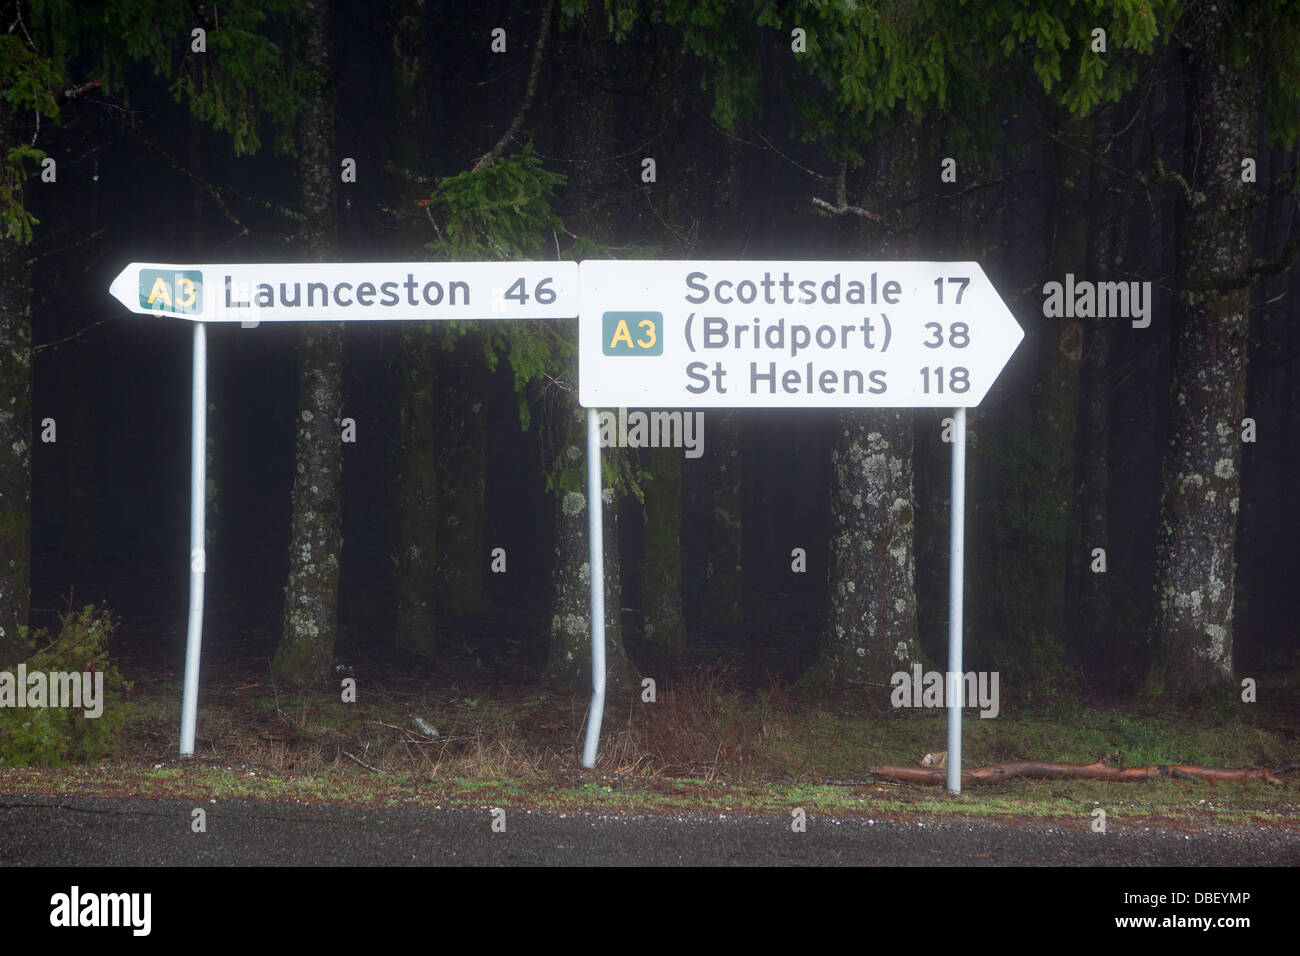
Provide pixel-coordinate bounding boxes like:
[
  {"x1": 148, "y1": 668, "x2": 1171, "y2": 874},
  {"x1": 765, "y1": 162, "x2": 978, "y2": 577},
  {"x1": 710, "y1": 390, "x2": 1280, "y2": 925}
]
[{"x1": 578, "y1": 260, "x2": 1024, "y2": 408}]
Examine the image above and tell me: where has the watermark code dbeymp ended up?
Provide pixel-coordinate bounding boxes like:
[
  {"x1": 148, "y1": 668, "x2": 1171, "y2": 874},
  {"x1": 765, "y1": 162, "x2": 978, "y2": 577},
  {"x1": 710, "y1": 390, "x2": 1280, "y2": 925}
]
[
  {"x1": 891, "y1": 663, "x2": 1000, "y2": 718},
  {"x1": 0, "y1": 665, "x2": 104, "y2": 718}
]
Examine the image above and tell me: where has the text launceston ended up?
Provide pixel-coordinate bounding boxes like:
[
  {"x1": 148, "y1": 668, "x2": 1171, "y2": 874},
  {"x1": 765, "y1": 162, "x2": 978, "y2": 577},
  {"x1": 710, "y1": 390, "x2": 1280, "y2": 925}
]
[{"x1": 225, "y1": 273, "x2": 471, "y2": 309}]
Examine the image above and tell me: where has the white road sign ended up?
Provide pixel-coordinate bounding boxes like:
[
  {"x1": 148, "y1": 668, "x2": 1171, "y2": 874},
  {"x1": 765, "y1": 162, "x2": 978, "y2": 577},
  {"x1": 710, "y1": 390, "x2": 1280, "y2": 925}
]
[
  {"x1": 578, "y1": 260, "x2": 1024, "y2": 408},
  {"x1": 109, "y1": 261, "x2": 578, "y2": 323}
]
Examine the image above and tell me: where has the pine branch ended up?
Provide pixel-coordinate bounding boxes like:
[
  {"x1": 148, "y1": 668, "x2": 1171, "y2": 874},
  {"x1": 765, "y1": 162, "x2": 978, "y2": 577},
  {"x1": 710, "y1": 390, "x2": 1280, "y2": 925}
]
[
  {"x1": 32, "y1": 313, "x2": 118, "y2": 354},
  {"x1": 1210, "y1": 234, "x2": 1300, "y2": 292},
  {"x1": 810, "y1": 196, "x2": 886, "y2": 223},
  {"x1": 124, "y1": 128, "x2": 250, "y2": 236},
  {"x1": 1036, "y1": 122, "x2": 1193, "y2": 203},
  {"x1": 708, "y1": 122, "x2": 835, "y2": 186},
  {"x1": 342, "y1": 750, "x2": 388, "y2": 775},
  {"x1": 473, "y1": 0, "x2": 555, "y2": 171},
  {"x1": 61, "y1": 80, "x2": 100, "y2": 100}
]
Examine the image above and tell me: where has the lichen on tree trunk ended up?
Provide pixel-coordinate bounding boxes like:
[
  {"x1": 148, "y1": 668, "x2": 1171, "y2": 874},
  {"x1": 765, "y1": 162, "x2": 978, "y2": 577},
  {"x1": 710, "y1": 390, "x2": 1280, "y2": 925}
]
[
  {"x1": 543, "y1": 398, "x2": 630, "y2": 689},
  {"x1": 806, "y1": 121, "x2": 924, "y2": 686},
  {"x1": 808, "y1": 410, "x2": 924, "y2": 684},
  {"x1": 1149, "y1": 0, "x2": 1254, "y2": 694},
  {"x1": 273, "y1": 0, "x2": 343, "y2": 684},
  {"x1": 276, "y1": 326, "x2": 345, "y2": 683},
  {"x1": 543, "y1": 7, "x2": 630, "y2": 689}
]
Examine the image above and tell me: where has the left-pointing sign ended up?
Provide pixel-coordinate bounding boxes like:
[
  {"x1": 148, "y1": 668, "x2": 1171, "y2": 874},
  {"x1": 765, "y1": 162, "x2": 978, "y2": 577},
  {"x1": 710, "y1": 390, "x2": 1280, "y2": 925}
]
[{"x1": 109, "y1": 261, "x2": 579, "y2": 322}]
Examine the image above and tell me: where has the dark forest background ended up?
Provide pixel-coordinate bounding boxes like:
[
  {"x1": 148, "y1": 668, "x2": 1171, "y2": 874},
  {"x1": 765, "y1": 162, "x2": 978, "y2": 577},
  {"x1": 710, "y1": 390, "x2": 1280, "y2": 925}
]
[{"x1": 3, "y1": 0, "x2": 1299, "y2": 709}]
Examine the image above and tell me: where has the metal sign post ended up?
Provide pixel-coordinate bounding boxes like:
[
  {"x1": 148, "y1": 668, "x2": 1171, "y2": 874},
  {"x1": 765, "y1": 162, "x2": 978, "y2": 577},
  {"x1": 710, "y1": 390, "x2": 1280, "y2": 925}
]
[
  {"x1": 179, "y1": 322, "x2": 207, "y2": 757},
  {"x1": 581, "y1": 407, "x2": 606, "y2": 768},
  {"x1": 947, "y1": 406, "x2": 966, "y2": 794}
]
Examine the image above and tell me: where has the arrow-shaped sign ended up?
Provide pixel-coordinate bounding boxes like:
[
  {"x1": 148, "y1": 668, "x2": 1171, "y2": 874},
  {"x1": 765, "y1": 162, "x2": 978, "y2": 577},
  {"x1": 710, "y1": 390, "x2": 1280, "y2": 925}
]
[
  {"x1": 578, "y1": 260, "x2": 1024, "y2": 408},
  {"x1": 109, "y1": 261, "x2": 579, "y2": 323}
]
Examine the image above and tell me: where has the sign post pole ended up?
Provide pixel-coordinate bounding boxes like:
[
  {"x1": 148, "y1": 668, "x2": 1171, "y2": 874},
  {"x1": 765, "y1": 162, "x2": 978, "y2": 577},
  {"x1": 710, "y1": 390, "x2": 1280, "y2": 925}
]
[
  {"x1": 581, "y1": 407, "x2": 606, "y2": 768},
  {"x1": 179, "y1": 321, "x2": 207, "y2": 757},
  {"x1": 946, "y1": 406, "x2": 966, "y2": 794}
]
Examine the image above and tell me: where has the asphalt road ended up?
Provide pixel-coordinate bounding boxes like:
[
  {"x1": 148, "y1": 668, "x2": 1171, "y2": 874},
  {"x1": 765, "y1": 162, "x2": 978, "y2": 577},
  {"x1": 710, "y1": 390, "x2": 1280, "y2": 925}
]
[{"x1": 2, "y1": 794, "x2": 1297, "y2": 865}]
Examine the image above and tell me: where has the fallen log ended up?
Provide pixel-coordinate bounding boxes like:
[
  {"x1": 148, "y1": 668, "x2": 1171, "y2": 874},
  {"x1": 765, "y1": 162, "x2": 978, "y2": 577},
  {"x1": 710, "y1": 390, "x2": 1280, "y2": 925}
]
[{"x1": 868, "y1": 761, "x2": 1284, "y2": 787}]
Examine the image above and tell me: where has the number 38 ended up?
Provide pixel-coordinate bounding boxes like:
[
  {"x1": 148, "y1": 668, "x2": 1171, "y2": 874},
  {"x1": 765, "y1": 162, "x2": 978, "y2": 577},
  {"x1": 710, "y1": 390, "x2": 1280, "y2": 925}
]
[{"x1": 923, "y1": 321, "x2": 969, "y2": 349}]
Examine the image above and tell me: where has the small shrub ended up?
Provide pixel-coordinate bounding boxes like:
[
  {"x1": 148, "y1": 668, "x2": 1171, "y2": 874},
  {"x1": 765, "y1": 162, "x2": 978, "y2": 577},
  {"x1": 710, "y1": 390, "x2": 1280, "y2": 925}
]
[{"x1": 0, "y1": 603, "x2": 128, "y2": 766}]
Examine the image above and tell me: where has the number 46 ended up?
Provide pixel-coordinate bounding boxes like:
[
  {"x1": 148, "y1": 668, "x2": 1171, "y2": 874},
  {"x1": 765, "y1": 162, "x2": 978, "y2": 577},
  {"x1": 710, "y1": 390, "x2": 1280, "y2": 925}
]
[{"x1": 505, "y1": 277, "x2": 556, "y2": 305}]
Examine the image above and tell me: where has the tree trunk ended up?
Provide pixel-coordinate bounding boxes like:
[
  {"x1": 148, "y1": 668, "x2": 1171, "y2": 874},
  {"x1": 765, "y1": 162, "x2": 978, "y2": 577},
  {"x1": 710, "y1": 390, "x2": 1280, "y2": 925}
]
[
  {"x1": 641, "y1": 445, "x2": 685, "y2": 654},
  {"x1": 391, "y1": 0, "x2": 438, "y2": 655},
  {"x1": 805, "y1": 122, "x2": 924, "y2": 685},
  {"x1": 434, "y1": 334, "x2": 488, "y2": 620},
  {"x1": 809, "y1": 409, "x2": 923, "y2": 684},
  {"x1": 1234, "y1": 144, "x2": 1290, "y2": 669},
  {"x1": 542, "y1": 399, "x2": 630, "y2": 687},
  {"x1": 0, "y1": 101, "x2": 32, "y2": 664},
  {"x1": 1030, "y1": 109, "x2": 1093, "y2": 676},
  {"x1": 1074, "y1": 231, "x2": 1116, "y2": 673},
  {"x1": 1149, "y1": 0, "x2": 1255, "y2": 693},
  {"x1": 700, "y1": 411, "x2": 743, "y2": 632},
  {"x1": 273, "y1": 0, "x2": 344, "y2": 684},
  {"x1": 542, "y1": 8, "x2": 630, "y2": 687},
  {"x1": 1073, "y1": 120, "x2": 1139, "y2": 679},
  {"x1": 394, "y1": 331, "x2": 437, "y2": 654},
  {"x1": 694, "y1": 98, "x2": 747, "y2": 636}
]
